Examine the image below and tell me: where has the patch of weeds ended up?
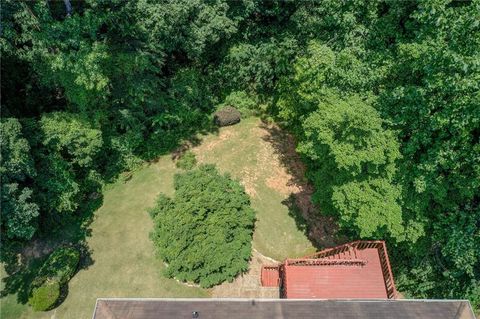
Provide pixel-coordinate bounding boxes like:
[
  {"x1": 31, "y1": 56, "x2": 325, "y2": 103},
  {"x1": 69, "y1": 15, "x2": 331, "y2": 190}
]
[{"x1": 175, "y1": 151, "x2": 197, "y2": 170}]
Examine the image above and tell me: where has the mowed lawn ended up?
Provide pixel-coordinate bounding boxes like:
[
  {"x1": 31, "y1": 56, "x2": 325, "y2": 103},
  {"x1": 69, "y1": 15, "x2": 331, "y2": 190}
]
[
  {"x1": 1, "y1": 117, "x2": 314, "y2": 318},
  {"x1": 193, "y1": 117, "x2": 316, "y2": 260},
  {"x1": 1, "y1": 159, "x2": 208, "y2": 319}
]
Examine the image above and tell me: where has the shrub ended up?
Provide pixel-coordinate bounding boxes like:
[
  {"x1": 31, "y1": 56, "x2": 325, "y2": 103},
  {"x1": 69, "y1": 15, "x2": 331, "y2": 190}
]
[
  {"x1": 150, "y1": 165, "x2": 255, "y2": 288},
  {"x1": 175, "y1": 151, "x2": 197, "y2": 170},
  {"x1": 213, "y1": 106, "x2": 241, "y2": 127},
  {"x1": 28, "y1": 247, "x2": 80, "y2": 311},
  {"x1": 28, "y1": 279, "x2": 60, "y2": 311},
  {"x1": 37, "y1": 247, "x2": 80, "y2": 285},
  {"x1": 218, "y1": 91, "x2": 257, "y2": 116}
]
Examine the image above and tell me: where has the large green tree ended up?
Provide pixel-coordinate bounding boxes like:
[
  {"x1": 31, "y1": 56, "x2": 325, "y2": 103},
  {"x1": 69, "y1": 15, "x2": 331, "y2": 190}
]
[
  {"x1": 150, "y1": 165, "x2": 255, "y2": 288},
  {"x1": 33, "y1": 112, "x2": 103, "y2": 216},
  {"x1": 296, "y1": 95, "x2": 408, "y2": 242},
  {"x1": 0, "y1": 118, "x2": 39, "y2": 240}
]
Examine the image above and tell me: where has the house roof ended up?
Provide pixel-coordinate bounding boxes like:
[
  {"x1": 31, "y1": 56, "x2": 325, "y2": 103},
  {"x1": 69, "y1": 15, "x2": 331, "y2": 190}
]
[
  {"x1": 283, "y1": 247, "x2": 388, "y2": 299},
  {"x1": 92, "y1": 298, "x2": 476, "y2": 319}
]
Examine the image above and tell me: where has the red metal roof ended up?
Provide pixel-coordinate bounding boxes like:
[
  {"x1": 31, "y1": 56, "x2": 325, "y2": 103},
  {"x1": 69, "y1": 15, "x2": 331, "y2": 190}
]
[{"x1": 261, "y1": 241, "x2": 397, "y2": 299}]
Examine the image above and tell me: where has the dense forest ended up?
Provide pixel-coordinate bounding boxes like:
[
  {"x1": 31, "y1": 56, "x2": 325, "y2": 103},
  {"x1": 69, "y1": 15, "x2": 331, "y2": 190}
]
[{"x1": 1, "y1": 0, "x2": 479, "y2": 308}]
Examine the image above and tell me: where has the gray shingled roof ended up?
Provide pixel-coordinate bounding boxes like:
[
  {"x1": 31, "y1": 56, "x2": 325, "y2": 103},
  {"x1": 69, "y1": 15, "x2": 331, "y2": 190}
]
[{"x1": 92, "y1": 298, "x2": 476, "y2": 319}]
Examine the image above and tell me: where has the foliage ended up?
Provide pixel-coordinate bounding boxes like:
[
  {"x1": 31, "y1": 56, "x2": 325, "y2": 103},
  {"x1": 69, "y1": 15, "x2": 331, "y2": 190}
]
[
  {"x1": 28, "y1": 279, "x2": 60, "y2": 312},
  {"x1": 0, "y1": 118, "x2": 39, "y2": 240},
  {"x1": 35, "y1": 247, "x2": 80, "y2": 286},
  {"x1": 219, "y1": 37, "x2": 298, "y2": 96},
  {"x1": 33, "y1": 112, "x2": 103, "y2": 217},
  {"x1": 26, "y1": 247, "x2": 79, "y2": 312},
  {"x1": 175, "y1": 151, "x2": 197, "y2": 170},
  {"x1": 1, "y1": 0, "x2": 479, "y2": 310},
  {"x1": 377, "y1": 1, "x2": 480, "y2": 305},
  {"x1": 217, "y1": 91, "x2": 257, "y2": 116},
  {"x1": 150, "y1": 165, "x2": 255, "y2": 288},
  {"x1": 213, "y1": 106, "x2": 242, "y2": 127},
  {"x1": 296, "y1": 95, "x2": 406, "y2": 241}
]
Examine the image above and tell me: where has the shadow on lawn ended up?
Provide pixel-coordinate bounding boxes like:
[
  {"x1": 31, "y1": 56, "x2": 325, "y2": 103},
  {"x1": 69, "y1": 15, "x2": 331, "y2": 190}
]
[
  {"x1": 0, "y1": 197, "x2": 99, "y2": 306},
  {"x1": 169, "y1": 124, "x2": 220, "y2": 162},
  {"x1": 282, "y1": 194, "x2": 311, "y2": 239},
  {"x1": 260, "y1": 121, "x2": 343, "y2": 250},
  {"x1": 1, "y1": 119, "x2": 220, "y2": 309}
]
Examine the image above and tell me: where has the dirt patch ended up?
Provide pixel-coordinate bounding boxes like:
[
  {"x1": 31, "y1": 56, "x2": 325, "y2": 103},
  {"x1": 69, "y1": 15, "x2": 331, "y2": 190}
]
[
  {"x1": 17, "y1": 238, "x2": 61, "y2": 268},
  {"x1": 200, "y1": 129, "x2": 237, "y2": 152},
  {"x1": 171, "y1": 143, "x2": 193, "y2": 161},
  {"x1": 240, "y1": 167, "x2": 259, "y2": 197},
  {"x1": 258, "y1": 122, "x2": 340, "y2": 248},
  {"x1": 22, "y1": 239, "x2": 56, "y2": 260},
  {"x1": 265, "y1": 171, "x2": 301, "y2": 195}
]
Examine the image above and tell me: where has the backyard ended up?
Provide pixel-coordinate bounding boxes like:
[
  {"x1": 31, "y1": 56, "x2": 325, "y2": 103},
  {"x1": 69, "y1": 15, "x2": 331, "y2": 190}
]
[{"x1": 1, "y1": 117, "x2": 330, "y2": 319}]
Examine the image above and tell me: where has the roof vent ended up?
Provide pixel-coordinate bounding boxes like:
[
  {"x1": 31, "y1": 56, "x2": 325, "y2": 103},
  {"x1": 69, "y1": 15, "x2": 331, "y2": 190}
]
[{"x1": 192, "y1": 311, "x2": 199, "y2": 318}]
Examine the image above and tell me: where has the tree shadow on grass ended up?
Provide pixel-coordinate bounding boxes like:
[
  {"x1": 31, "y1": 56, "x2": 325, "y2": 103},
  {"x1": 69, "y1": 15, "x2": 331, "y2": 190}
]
[
  {"x1": 282, "y1": 195, "x2": 312, "y2": 240},
  {"x1": 1, "y1": 196, "x2": 99, "y2": 306},
  {"x1": 260, "y1": 121, "x2": 344, "y2": 250},
  {"x1": 1, "y1": 121, "x2": 220, "y2": 310},
  {"x1": 168, "y1": 121, "x2": 222, "y2": 163}
]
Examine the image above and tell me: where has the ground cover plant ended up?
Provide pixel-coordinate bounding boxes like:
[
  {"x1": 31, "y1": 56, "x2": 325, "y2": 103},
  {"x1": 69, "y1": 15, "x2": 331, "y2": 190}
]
[
  {"x1": 150, "y1": 165, "x2": 255, "y2": 288},
  {"x1": 26, "y1": 247, "x2": 79, "y2": 312},
  {"x1": 175, "y1": 151, "x2": 197, "y2": 170},
  {"x1": 28, "y1": 280, "x2": 60, "y2": 312}
]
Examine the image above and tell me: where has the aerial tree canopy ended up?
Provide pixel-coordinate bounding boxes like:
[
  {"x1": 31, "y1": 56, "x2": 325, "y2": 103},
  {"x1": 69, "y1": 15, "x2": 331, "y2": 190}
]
[
  {"x1": 149, "y1": 165, "x2": 255, "y2": 288},
  {"x1": 0, "y1": 118, "x2": 39, "y2": 240},
  {"x1": 1, "y1": 0, "x2": 478, "y2": 309},
  {"x1": 296, "y1": 95, "x2": 407, "y2": 241}
]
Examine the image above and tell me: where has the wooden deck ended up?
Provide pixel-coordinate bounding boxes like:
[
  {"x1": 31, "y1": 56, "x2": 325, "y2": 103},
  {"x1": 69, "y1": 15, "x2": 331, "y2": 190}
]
[
  {"x1": 283, "y1": 247, "x2": 388, "y2": 299},
  {"x1": 261, "y1": 241, "x2": 398, "y2": 299}
]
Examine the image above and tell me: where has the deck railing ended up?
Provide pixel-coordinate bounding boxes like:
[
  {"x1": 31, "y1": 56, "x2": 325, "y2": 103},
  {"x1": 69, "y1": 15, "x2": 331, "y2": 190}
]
[
  {"x1": 285, "y1": 258, "x2": 367, "y2": 267},
  {"x1": 304, "y1": 242, "x2": 357, "y2": 260}
]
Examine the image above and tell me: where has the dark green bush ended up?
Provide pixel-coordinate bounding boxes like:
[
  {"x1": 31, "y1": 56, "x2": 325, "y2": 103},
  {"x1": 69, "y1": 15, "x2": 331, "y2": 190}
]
[
  {"x1": 28, "y1": 279, "x2": 60, "y2": 311},
  {"x1": 150, "y1": 165, "x2": 255, "y2": 288},
  {"x1": 175, "y1": 151, "x2": 197, "y2": 170},
  {"x1": 28, "y1": 247, "x2": 80, "y2": 311},
  {"x1": 217, "y1": 91, "x2": 257, "y2": 116},
  {"x1": 37, "y1": 247, "x2": 80, "y2": 285},
  {"x1": 213, "y1": 106, "x2": 241, "y2": 127}
]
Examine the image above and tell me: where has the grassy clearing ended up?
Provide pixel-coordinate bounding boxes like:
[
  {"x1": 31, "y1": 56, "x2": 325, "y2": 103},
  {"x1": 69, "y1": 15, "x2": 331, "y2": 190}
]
[
  {"x1": 193, "y1": 117, "x2": 316, "y2": 260},
  {"x1": 1, "y1": 158, "x2": 207, "y2": 319},
  {"x1": 1, "y1": 117, "x2": 314, "y2": 318}
]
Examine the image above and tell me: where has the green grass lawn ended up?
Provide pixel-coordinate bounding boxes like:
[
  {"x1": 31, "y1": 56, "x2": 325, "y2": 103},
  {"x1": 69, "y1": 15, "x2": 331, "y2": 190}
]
[
  {"x1": 1, "y1": 117, "x2": 314, "y2": 318},
  {"x1": 193, "y1": 117, "x2": 316, "y2": 260},
  {"x1": 1, "y1": 158, "x2": 207, "y2": 319}
]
